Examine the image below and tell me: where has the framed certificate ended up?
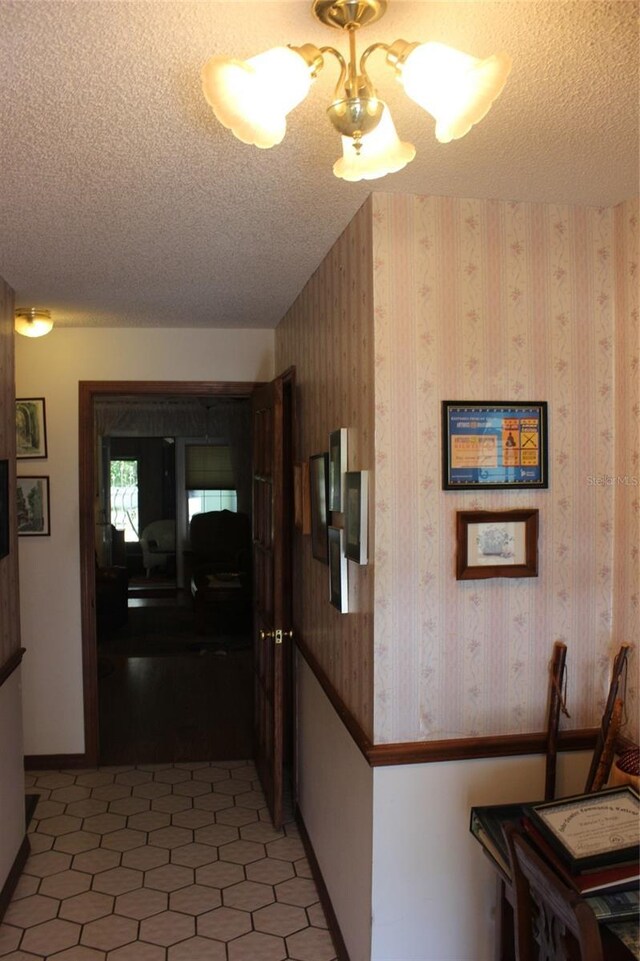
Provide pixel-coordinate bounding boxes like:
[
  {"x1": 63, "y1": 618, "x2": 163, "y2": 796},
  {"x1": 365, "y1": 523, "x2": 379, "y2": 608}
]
[
  {"x1": 442, "y1": 401, "x2": 548, "y2": 490},
  {"x1": 529, "y1": 787, "x2": 640, "y2": 873}
]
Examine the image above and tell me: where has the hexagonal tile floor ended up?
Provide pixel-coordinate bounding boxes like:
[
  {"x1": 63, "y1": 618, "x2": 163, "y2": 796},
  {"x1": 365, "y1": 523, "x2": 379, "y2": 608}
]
[{"x1": 0, "y1": 763, "x2": 337, "y2": 960}]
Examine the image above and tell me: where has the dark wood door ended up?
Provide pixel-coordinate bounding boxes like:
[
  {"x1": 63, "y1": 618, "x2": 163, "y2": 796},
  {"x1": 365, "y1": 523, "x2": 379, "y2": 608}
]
[{"x1": 252, "y1": 371, "x2": 293, "y2": 828}]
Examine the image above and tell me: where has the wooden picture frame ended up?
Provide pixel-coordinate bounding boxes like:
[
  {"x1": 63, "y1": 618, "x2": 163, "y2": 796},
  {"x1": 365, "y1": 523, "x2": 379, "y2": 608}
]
[
  {"x1": 16, "y1": 397, "x2": 48, "y2": 459},
  {"x1": 344, "y1": 470, "x2": 368, "y2": 564},
  {"x1": 17, "y1": 475, "x2": 51, "y2": 536},
  {"x1": 293, "y1": 461, "x2": 311, "y2": 535},
  {"x1": 329, "y1": 428, "x2": 347, "y2": 512},
  {"x1": 0, "y1": 460, "x2": 9, "y2": 558},
  {"x1": 442, "y1": 401, "x2": 548, "y2": 490},
  {"x1": 309, "y1": 452, "x2": 329, "y2": 563},
  {"x1": 328, "y1": 526, "x2": 348, "y2": 613},
  {"x1": 456, "y1": 509, "x2": 538, "y2": 580}
]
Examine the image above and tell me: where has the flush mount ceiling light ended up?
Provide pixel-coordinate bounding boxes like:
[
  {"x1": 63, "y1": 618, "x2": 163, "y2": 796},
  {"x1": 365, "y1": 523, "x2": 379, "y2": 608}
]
[
  {"x1": 15, "y1": 308, "x2": 54, "y2": 338},
  {"x1": 201, "y1": 0, "x2": 512, "y2": 182}
]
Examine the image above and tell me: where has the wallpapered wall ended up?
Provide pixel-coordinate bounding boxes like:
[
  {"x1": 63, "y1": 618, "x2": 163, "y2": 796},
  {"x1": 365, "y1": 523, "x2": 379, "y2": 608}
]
[
  {"x1": 372, "y1": 193, "x2": 638, "y2": 743},
  {"x1": 613, "y1": 198, "x2": 639, "y2": 741},
  {"x1": 276, "y1": 193, "x2": 638, "y2": 747},
  {"x1": 276, "y1": 200, "x2": 376, "y2": 738}
]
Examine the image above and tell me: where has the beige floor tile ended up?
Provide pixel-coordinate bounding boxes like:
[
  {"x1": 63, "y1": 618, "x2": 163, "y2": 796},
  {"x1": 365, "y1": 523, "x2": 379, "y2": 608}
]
[
  {"x1": 114, "y1": 888, "x2": 167, "y2": 921},
  {"x1": 10, "y1": 765, "x2": 337, "y2": 961},
  {"x1": 59, "y1": 891, "x2": 114, "y2": 924},
  {"x1": 138, "y1": 910, "x2": 195, "y2": 946},
  {"x1": 228, "y1": 930, "x2": 287, "y2": 961},
  {"x1": 120, "y1": 846, "x2": 169, "y2": 872},
  {"x1": 275, "y1": 877, "x2": 320, "y2": 908},
  {"x1": 197, "y1": 905, "x2": 252, "y2": 941},
  {"x1": 39, "y1": 870, "x2": 92, "y2": 900},
  {"x1": 143, "y1": 864, "x2": 193, "y2": 892},
  {"x1": 21, "y1": 918, "x2": 81, "y2": 954},
  {"x1": 246, "y1": 857, "x2": 295, "y2": 885},
  {"x1": 287, "y1": 925, "x2": 337, "y2": 961},
  {"x1": 167, "y1": 936, "x2": 226, "y2": 961},
  {"x1": 3, "y1": 893, "x2": 58, "y2": 928},
  {"x1": 81, "y1": 914, "x2": 137, "y2": 950},
  {"x1": 92, "y1": 867, "x2": 143, "y2": 896},
  {"x1": 253, "y1": 901, "x2": 308, "y2": 936},
  {"x1": 168, "y1": 883, "x2": 221, "y2": 916}
]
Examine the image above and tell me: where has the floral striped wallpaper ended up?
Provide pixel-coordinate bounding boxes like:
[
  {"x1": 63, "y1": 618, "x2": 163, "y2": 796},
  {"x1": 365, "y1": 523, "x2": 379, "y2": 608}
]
[
  {"x1": 613, "y1": 199, "x2": 639, "y2": 743},
  {"x1": 276, "y1": 192, "x2": 638, "y2": 746},
  {"x1": 276, "y1": 200, "x2": 376, "y2": 738},
  {"x1": 372, "y1": 194, "x2": 638, "y2": 743}
]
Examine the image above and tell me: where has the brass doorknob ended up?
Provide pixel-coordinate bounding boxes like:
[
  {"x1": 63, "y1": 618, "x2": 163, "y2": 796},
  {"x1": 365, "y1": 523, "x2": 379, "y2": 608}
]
[{"x1": 259, "y1": 629, "x2": 293, "y2": 645}]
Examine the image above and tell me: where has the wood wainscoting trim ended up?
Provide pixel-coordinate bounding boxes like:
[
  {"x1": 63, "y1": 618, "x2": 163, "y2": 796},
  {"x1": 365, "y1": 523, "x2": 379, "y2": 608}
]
[
  {"x1": 0, "y1": 835, "x2": 29, "y2": 923},
  {"x1": 0, "y1": 648, "x2": 25, "y2": 690},
  {"x1": 296, "y1": 805, "x2": 350, "y2": 961},
  {"x1": 294, "y1": 637, "x2": 598, "y2": 767}
]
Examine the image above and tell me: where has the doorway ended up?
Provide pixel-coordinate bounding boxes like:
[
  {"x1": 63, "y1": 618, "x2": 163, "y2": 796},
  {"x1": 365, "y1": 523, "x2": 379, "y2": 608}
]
[{"x1": 79, "y1": 381, "x2": 260, "y2": 767}]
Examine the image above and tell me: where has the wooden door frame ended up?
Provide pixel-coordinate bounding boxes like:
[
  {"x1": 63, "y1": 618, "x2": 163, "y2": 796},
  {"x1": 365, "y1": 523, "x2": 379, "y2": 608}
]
[{"x1": 79, "y1": 380, "x2": 261, "y2": 766}]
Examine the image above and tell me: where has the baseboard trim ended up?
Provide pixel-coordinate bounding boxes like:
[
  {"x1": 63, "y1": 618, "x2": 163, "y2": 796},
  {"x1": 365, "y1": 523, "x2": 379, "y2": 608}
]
[
  {"x1": 24, "y1": 753, "x2": 88, "y2": 771},
  {"x1": 0, "y1": 834, "x2": 30, "y2": 923},
  {"x1": 295, "y1": 805, "x2": 350, "y2": 961},
  {"x1": 295, "y1": 636, "x2": 598, "y2": 766}
]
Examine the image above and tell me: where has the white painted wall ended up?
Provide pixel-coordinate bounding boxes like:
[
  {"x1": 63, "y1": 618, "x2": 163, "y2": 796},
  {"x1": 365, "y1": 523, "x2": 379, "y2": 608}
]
[
  {"x1": 15, "y1": 327, "x2": 274, "y2": 755},
  {"x1": 371, "y1": 751, "x2": 590, "y2": 961},
  {"x1": 296, "y1": 654, "x2": 374, "y2": 961},
  {"x1": 0, "y1": 670, "x2": 26, "y2": 884}
]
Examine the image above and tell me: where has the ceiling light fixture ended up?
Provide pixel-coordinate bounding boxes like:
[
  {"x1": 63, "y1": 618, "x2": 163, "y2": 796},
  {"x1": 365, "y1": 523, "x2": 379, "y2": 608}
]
[
  {"x1": 14, "y1": 308, "x2": 54, "y2": 338},
  {"x1": 201, "y1": 0, "x2": 512, "y2": 182}
]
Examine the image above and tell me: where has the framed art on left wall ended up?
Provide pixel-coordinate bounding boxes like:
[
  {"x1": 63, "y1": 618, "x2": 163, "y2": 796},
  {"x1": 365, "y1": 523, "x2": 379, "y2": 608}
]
[
  {"x1": 17, "y1": 476, "x2": 51, "y2": 536},
  {"x1": 16, "y1": 397, "x2": 47, "y2": 459}
]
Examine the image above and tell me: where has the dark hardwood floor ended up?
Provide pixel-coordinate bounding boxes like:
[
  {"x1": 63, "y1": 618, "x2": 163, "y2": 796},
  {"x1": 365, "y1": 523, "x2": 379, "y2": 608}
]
[{"x1": 98, "y1": 594, "x2": 254, "y2": 765}]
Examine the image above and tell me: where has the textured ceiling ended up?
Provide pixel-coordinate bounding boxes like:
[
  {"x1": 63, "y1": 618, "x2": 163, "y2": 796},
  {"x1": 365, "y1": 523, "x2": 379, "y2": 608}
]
[{"x1": 0, "y1": 0, "x2": 638, "y2": 330}]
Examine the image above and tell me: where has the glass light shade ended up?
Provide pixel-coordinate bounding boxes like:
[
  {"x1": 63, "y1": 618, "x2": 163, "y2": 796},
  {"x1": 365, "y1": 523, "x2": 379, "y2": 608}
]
[
  {"x1": 394, "y1": 42, "x2": 512, "y2": 143},
  {"x1": 333, "y1": 105, "x2": 415, "y2": 182},
  {"x1": 14, "y1": 309, "x2": 53, "y2": 338},
  {"x1": 201, "y1": 46, "x2": 314, "y2": 148}
]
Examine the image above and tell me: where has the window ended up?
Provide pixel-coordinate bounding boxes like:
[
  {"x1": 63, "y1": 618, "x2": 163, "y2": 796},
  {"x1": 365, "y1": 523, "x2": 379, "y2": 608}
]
[
  {"x1": 187, "y1": 489, "x2": 237, "y2": 523},
  {"x1": 110, "y1": 458, "x2": 139, "y2": 542},
  {"x1": 185, "y1": 444, "x2": 237, "y2": 523}
]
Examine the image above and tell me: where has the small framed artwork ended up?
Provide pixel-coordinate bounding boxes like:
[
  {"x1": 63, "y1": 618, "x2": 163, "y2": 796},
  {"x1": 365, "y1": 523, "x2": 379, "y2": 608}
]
[
  {"x1": 329, "y1": 428, "x2": 347, "y2": 511},
  {"x1": 328, "y1": 526, "x2": 348, "y2": 613},
  {"x1": 309, "y1": 452, "x2": 329, "y2": 563},
  {"x1": 293, "y1": 462, "x2": 311, "y2": 535},
  {"x1": 16, "y1": 398, "x2": 48, "y2": 459},
  {"x1": 442, "y1": 401, "x2": 548, "y2": 490},
  {"x1": 17, "y1": 476, "x2": 51, "y2": 536},
  {"x1": 0, "y1": 460, "x2": 9, "y2": 558},
  {"x1": 456, "y1": 509, "x2": 538, "y2": 580},
  {"x1": 344, "y1": 470, "x2": 368, "y2": 564}
]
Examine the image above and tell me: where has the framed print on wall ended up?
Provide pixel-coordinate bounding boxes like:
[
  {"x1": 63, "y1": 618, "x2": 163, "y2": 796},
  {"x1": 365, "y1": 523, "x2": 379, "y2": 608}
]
[
  {"x1": 328, "y1": 526, "x2": 348, "y2": 613},
  {"x1": 17, "y1": 476, "x2": 51, "y2": 536},
  {"x1": 442, "y1": 401, "x2": 548, "y2": 490},
  {"x1": 329, "y1": 428, "x2": 347, "y2": 511},
  {"x1": 293, "y1": 462, "x2": 311, "y2": 535},
  {"x1": 16, "y1": 398, "x2": 48, "y2": 459},
  {"x1": 309, "y1": 452, "x2": 329, "y2": 563},
  {"x1": 344, "y1": 470, "x2": 368, "y2": 564},
  {"x1": 456, "y1": 508, "x2": 538, "y2": 580}
]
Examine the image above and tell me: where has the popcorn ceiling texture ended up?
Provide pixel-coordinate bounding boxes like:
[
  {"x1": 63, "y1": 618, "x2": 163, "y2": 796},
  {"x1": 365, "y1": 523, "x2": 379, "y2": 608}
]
[{"x1": 0, "y1": 1, "x2": 637, "y2": 330}]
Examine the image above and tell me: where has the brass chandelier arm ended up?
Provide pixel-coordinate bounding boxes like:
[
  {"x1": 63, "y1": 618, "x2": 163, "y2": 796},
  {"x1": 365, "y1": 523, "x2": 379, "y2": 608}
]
[{"x1": 318, "y1": 45, "x2": 348, "y2": 100}]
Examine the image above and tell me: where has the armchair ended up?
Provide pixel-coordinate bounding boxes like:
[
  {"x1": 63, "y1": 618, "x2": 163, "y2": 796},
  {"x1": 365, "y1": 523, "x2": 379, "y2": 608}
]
[{"x1": 139, "y1": 519, "x2": 176, "y2": 577}]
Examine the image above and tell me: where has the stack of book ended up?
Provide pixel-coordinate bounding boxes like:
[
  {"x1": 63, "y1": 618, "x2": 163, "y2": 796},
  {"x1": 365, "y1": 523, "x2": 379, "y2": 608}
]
[{"x1": 470, "y1": 785, "x2": 640, "y2": 923}]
